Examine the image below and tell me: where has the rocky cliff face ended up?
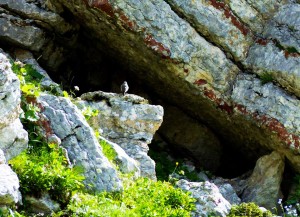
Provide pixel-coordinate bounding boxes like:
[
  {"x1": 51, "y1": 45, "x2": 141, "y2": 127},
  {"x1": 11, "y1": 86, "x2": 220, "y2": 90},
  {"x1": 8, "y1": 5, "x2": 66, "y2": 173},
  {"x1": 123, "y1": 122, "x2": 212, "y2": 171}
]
[{"x1": 0, "y1": 0, "x2": 300, "y2": 214}]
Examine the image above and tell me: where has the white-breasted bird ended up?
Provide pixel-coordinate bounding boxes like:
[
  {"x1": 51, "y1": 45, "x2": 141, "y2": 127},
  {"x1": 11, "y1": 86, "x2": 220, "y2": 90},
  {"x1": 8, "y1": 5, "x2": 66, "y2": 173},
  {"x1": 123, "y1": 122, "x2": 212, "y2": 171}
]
[{"x1": 121, "y1": 81, "x2": 129, "y2": 96}]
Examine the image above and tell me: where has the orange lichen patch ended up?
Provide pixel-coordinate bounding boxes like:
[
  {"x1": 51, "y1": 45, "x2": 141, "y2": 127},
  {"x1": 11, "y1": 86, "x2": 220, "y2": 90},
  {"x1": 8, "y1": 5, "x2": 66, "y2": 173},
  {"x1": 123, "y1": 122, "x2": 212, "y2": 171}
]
[
  {"x1": 209, "y1": 0, "x2": 249, "y2": 36},
  {"x1": 194, "y1": 79, "x2": 207, "y2": 85},
  {"x1": 144, "y1": 34, "x2": 171, "y2": 58}
]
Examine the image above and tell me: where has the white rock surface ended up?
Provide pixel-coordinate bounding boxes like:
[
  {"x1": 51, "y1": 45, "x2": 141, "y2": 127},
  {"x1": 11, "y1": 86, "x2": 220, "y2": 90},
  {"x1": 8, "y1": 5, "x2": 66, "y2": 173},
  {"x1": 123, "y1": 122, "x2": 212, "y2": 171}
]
[{"x1": 177, "y1": 179, "x2": 231, "y2": 217}]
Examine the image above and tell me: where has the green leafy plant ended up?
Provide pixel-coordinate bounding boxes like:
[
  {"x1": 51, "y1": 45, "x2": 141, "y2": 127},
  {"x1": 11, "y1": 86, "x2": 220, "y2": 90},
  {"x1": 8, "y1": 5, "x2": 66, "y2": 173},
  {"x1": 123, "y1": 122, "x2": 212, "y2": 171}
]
[
  {"x1": 81, "y1": 106, "x2": 99, "y2": 120},
  {"x1": 149, "y1": 144, "x2": 199, "y2": 182},
  {"x1": 9, "y1": 142, "x2": 84, "y2": 206},
  {"x1": 65, "y1": 178, "x2": 195, "y2": 217},
  {"x1": 260, "y1": 72, "x2": 274, "y2": 85},
  {"x1": 228, "y1": 202, "x2": 273, "y2": 217},
  {"x1": 99, "y1": 139, "x2": 117, "y2": 162}
]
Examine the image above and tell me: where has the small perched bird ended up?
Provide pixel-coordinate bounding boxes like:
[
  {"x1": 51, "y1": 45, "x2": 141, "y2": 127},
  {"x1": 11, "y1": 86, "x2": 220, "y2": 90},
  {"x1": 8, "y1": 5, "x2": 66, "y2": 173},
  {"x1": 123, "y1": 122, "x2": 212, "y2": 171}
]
[{"x1": 121, "y1": 81, "x2": 129, "y2": 96}]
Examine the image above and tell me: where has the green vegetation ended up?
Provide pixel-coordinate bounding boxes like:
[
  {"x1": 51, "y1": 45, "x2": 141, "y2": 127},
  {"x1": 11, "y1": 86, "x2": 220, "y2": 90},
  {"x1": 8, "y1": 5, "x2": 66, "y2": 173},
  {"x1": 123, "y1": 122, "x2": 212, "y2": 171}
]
[
  {"x1": 10, "y1": 62, "x2": 85, "y2": 208},
  {"x1": 228, "y1": 202, "x2": 273, "y2": 217},
  {"x1": 64, "y1": 178, "x2": 195, "y2": 217},
  {"x1": 259, "y1": 72, "x2": 274, "y2": 85},
  {"x1": 9, "y1": 62, "x2": 197, "y2": 216},
  {"x1": 9, "y1": 144, "x2": 84, "y2": 206},
  {"x1": 149, "y1": 142, "x2": 200, "y2": 182},
  {"x1": 81, "y1": 106, "x2": 99, "y2": 120}
]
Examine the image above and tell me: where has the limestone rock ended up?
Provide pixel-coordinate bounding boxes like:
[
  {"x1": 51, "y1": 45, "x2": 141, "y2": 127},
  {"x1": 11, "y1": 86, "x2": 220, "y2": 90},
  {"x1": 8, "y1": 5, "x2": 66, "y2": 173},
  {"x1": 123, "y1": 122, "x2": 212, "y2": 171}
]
[
  {"x1": 264, "y1": 4, "x2": 300, "y2": 53},
  {"x1": 212, "y1": 178, "x2": 242, "y2": 205},
  {"x1": 0, "y1": 163, "x2": 21, "y2": 205},
  {"x1": 242, "y1": 151, "x2": 285, "y2": 210},
  {"x1": 0, "y1": 149, "x2": 5, "y2": 164},
  {"x1": 245, "y1": 42, "x2": 300, "y2": 98},
  {"x1": 79, "y1": 91, "x2": 163, "y2": 179},
  {"x1": 158, "y1": 105, "x2": 222, "y2": 172},
  {"x1": 99, "y1": 136, "x2": 140, "y2": 176},
  {"x1": 166, "y1": 0, "x2": 253, "y2": 61},
  {"x1": 25, "y1": 193, "x2": 60, "y2": 215},
  {"x1": 36, "y1": 93, "x2": 122, "y2": 192},
  {"x1": 0, "y1": 51, "x2": 28, "y2": 160},
  {"x1": 47, "y1": 0, "x2": 300, "y2": 175},
  {"x1": 177, "y1": 179, "x2": 231, "y2": 217},
  {"x1": 0, "y1": 13, "x2": 45, "y2": 51}
]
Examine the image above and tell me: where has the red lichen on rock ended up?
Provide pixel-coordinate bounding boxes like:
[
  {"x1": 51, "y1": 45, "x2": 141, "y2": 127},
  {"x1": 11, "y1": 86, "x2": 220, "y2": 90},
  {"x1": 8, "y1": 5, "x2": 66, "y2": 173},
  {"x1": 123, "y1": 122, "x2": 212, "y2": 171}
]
[
  {"x1": 119, "y1": 13, "x2": 136, "y2": 31},
  {"x1": 24, "y1": 96, "x2": 54, "y2": 137},
  {"x1": 209, "y1": 0, "x2": 249, "y2": 36},
  {"x1": 284, "y1": 50, "x2": 300, "y2": 59},
  {"x1": 203, "y1": 88, "x2": 233, "y2": 114},
  {"x1": 37, "y1": 117, "x2": 54, "y2": 138},
  {"x1": 234, "y1": 102, "x2": 300, "y2": 149},
  {"x1": 256, "y1": 38, "x2": 269, "y2": 46},
  {"x1": 144, "y1": 34, "x2": 171, "y2": 58},
  {"x1": 217, "y1": 102, "x2": 233, "y2": 115},
  {"x1": 83, "y1": 0, "x2": 114, "y2": 17},
  {"x1": 194, "y1": 79, "x2": 207, "y2": 85}
]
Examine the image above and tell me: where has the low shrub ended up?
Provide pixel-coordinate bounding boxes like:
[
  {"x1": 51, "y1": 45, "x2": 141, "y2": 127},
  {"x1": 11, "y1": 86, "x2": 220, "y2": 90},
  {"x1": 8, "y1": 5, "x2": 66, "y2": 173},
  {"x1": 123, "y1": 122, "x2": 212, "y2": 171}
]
[
  {"x1": 228, "y1": 202, "x2": 273, "y2": 217},
  {"x1": 65, "y1": 178, "x2": 195, "y2": 217},
  {"x1": 9, "y1": 143, "x2": 84, "y2": 206}
]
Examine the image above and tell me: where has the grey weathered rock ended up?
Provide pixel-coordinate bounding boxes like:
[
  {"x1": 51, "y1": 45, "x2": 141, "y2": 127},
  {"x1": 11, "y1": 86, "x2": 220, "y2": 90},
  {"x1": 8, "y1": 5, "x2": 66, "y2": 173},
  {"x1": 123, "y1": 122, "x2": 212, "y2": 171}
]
[
  {"x1": 229, "y1": 0, "x2": 264, "y2": 33},
  {"x1": 0, "y1": 163, "x2": 21, "y2": 205},
  {"x1": 264, "y1": 3, "x2": 300, "y2": 53},
  {"x1": 78, "y1": 91, "x2": 164, "y2": 179},
  {"x1": 49, "y1": 0, "x2": 300, "y2": 175},
  {"x1": 158, "y1": 105, "x2": 222, "y2": 172},
  {"x1": 0, "y1": 0, "x2": 73, "y2": 34},
  {"x1": 0, "y1": 51, "x2": 28, "y2": 160},
  {"x1": 0, "y1": 149, "x2": 5, "y2": 164},
  {"x1": 212, "y1": 178, "x2": 241, "y2": 205},
  {"x1": 245, "y1": 42, "x2": 300, "y2": 98},
  {"x1": 99, "y1": 136, "x2": 140, "y2": 176},
  {"x1": 177, "y1": 179, "x2": 231, "y2": 217},
  {"x1": 232, "y1": 73, "x2": 300, "y2": 169},
  {"x1": 14, "y1": 49, "x2": 62, "y2": 93},
  {"x1": 242, "y1": 151, "x2": 285, "y2": 210},
  {"x1": 37, "y1": 93, "x2": 122, "y2": 192},
  {"x1": 25, "y1": 193, "x2": 60, "y2": 215},
  {"x1": 166, "y1": 0, "x2": 253, "y2": 61},
  {"x1": 0, "y1": 13, "x2": 45, "y2": 51}
]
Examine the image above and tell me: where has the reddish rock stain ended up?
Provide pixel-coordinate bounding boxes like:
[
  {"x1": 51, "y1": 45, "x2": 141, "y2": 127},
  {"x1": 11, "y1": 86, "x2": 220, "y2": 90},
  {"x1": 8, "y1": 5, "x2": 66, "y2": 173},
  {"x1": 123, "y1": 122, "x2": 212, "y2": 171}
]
[
  {"x1": 194, "y1": 79, "x2": 207, "y2": 85},
  {"x1": 209, "y1": 0, "x2": 249, "y2": 36},
  {"x1": 234, "y1": 103, "x2": 300, "y2": 149},
  {"x1": 24, "y1": 96, "x2": 54, "y2": 137},
  {"x1": 144, "y1": 34, "x2": 171, "y2": 58},
  {"x1": 256, "y1": 38, "x2": 269, "y2": 46},
  {"x1": 83, "y1": 0, "x2": 114, "y2": 17}
]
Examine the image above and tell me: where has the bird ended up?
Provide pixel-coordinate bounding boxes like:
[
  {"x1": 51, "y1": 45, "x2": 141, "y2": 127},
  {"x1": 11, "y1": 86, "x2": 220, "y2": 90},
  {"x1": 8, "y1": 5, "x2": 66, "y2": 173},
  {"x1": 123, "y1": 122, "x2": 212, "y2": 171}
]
[{"x1": 121, "y1": 81, "x2": 129, "y2": 96}]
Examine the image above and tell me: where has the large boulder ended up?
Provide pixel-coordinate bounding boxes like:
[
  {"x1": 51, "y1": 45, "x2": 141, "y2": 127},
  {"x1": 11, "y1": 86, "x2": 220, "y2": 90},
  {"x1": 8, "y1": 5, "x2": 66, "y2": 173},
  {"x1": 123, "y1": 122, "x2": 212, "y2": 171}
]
[
  {"x1": 242, "y1": 151, "x2": 285, "y2": 210},
  {"x1": 0, "y1": 51, "x2": 28, "y2": 160},
  {"x1": 78, "y1": 91, "x2": 164, "y2": 179},
  {"x1": 36, "y1": 93, "x2": 122, "y2": 192}
]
